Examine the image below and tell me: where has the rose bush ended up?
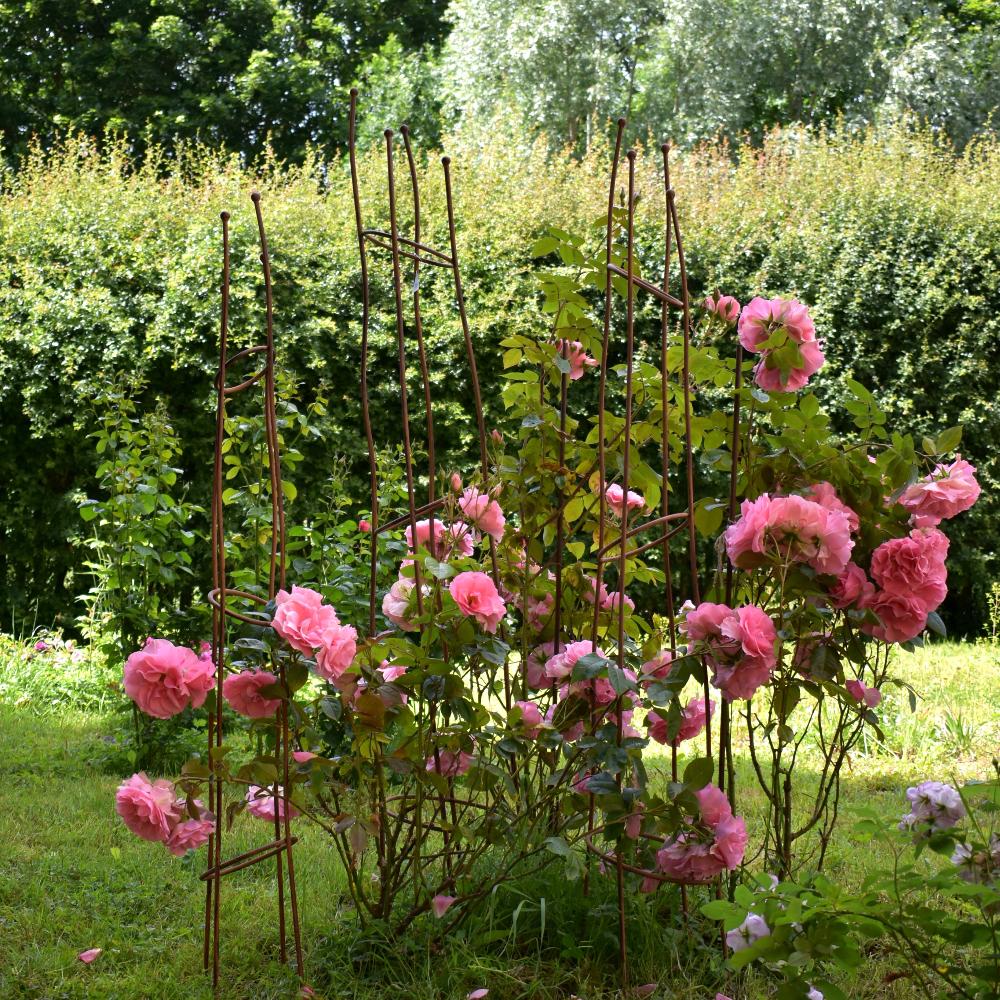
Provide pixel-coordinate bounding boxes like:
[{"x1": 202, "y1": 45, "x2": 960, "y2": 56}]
[{"x1": 110, "y1": 209, "x2": 981, "y2": 992}]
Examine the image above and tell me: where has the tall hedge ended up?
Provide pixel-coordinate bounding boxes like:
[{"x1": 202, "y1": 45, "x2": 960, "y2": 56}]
[{"x1": 1, "y1": 123, "x2": 997, "y2": 634}]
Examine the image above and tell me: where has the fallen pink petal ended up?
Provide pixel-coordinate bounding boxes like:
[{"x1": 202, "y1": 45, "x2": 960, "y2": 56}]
[{"x1": 77, "y1": 948, "x2": 102, "y2": 964}]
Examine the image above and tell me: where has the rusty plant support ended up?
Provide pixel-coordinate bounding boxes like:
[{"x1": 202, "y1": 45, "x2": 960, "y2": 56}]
[{"x1": 203, "y1": 194, "x2": 303, "y2": 989}]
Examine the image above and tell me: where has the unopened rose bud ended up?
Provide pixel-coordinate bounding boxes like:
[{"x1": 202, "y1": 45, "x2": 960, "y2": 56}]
[
  {"x1": 491, "y1": 429, "x2": 503, "y2": 445},
  {"x1": 450, "y1": 472, "x2": 462, "y2": 492},
  {"x1": 359, "y1": 519, "x2": 371, "y2": 533}
]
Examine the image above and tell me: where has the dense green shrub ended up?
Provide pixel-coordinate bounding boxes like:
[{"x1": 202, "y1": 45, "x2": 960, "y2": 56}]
[{"x1": 1, "y1": 122, "x2": 997, "y2": 634}]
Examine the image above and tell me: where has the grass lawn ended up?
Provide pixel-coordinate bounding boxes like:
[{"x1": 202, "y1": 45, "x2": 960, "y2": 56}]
[{"x1": 1, "y1": 640, "x2": 997, "y2": 999}]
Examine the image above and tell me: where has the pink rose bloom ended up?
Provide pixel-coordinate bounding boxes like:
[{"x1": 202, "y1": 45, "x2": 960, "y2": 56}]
[
  {"x1": 582, "y1": 575, "x2": 610, "y2": 605},
  {"x1": 115, "y1": 772, "x2": 181, "y2": 842},
  {"x1": 544, "y1": 639, "x2": 606, "y2": 681},
  {"x1": 754, "y1": 338, "x2": 824, "y2": 392},
  {"x1": 829, "y1": 562, "x2": 876, "y2": 610},
  {"x1": 713, "y1": 656, "x2": 774, "y2": 701},
  {"x1": 554, "y1": 338, "x2": 599, "y2": 380},
  {"x1": 525, "y1": 642, "x2": 556, "y2": 689},
  {"x1": 721, "y1": 605, "x2": 778, "y2": 662},
  {"x1": 359, "y1": 518, "x2": 371, "y2": 533},
  {"x1": 725, "y1": 494, "x2": 853, "y2": 577},
  {"x1": 273, "y1": 585, "x2": 340, "y2": 657},
  {"x1": 864, "y1": 589, "x2": 930, "y2": 643},
  {"x1": 525, "y1": 591, "x2": 555, "y2": 633},
  {"x1": 697, "y1": 784, "x2": 732, "y2": 827},
  {"x1": 426, "y1": 749, "x2": 474, "y2": 776},
  {"x1": 513, "y1": 700, "x2": 544, "y2": 737},
  {"x1": 459, "y1": 487, "x2": 506, "y2": 542},
  {"x1": 123, "y1": 638, "x2": 215, "y2": 719},
  {"x1": 738, "y1": 297, "x2": 824, "y2": 392},
  {"x1": 603, "y1": 482, "x2": 645, "y2": 518},
  {"x1": 702, "y1": 292, "x2": 741, "y2": 324},
  {"x1": 383, "y1": 576, "x2": 420, "y2": 632},
  {"x1": 713, "y1": 813, "x2": 749, "y2": 868},
  {"x1": 405, "y1": 518, "x2": 474, "y2": 559},
  {"x1": 684, "y1": 602, "x2": 736, "y2": 647},
  {"x1": 222, "y1": 670, "x2": 281, "y2": 718},
  {"x1": 315, "y1": 621, "x2": 358, "y2": 681},
  {"x1": 806, "y1": 481, "x2": 860, "y2": 534},
  {"x1": 739, "y1": 296, "x2": 816, "y2": 350},
  {"x1": 845, "y1": 678, "x2": 882, "y2": 708},
  {"x1": 379, "y1": 660, "x2": 408, "y2": 683},
  {"x1": 165, "y1": 813, "x2": 215, "y2": 856},
  {"x1": 899, "y1": 457, "x2": 981, "y2": 526},
  {"x1": 649, "y1": 697, "x2": 714, "y2": 746},
  {"x1": 601, "y1": 590, "x2": 635, "y2": 613},
  {"x1": 449, "y1": 571, "x2": 507, "y2": 633},
  {"x1": 640, "y1": 649, "x2": 674, "y2": 681},
  {"x1": 246, "y1": 785, "x2": 299, "y2": 822},
  {"x1": 870, "y1": 528, "x2": 948, "y2": 610},
  {"x1": 656, "y1": 838, "x2": 726, "y2": 883}
]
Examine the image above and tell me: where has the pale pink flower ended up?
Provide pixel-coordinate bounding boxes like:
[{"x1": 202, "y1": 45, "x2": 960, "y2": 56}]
[
  {"x1": 115, "y1": 772, "x2": 181, "y2": 842},
  {"x1": 703, "y1": 292, "x2": 741, "y2": 323},
  {"x1": 601, "y1": 590, "x2": 635, "y2": 613},
  {"x1": 582, "y1": 575, "x2": 610, "y2": 605},
  {"x1": 449, "y1": 571, "x2": 507, "y2": 633},
  {"x1": 432, "y1": 894, "x2": 456, "y2": 918},
  {"x1": 525, "y1": 642, "x2": 556, "y2": 689},
  {"x1": 726, "y1": 913, "x2": 770, "y2": 952},
  {"x1": 900, "y1": 781, "x2": 965, "y2": 832},
  {"x1": 315, "y1": 621, "x2": 358, "y2": 681},
  {"x1": 639, "y1": 649, "x2": 674, "y2": 681},
  {"x1": 686, "y1": 602, "x2": 776, "y2": 701},
  {"x1": 829, "y1": 562, "x2": 876, "y2": 610},
  {"x1": 292, "y1": 751, "x2": 318, "y2": 763},
  {"x1": 845, "y1": 679, "x2": 882, "y2": 708},
  {"x1": 383, "y1": 576, "x2": 420, "y2": 631},
  {"x1": 870, "y1": 528, "x2": 948, "y2": 610},
  {"x1": 459, "y1": 487, "x2": 506, "y2": 542},
  {"x1": 426, "y1": 749, "x2": 474, "y2": 776},
  {"x1": 273, "y1": 585, "x2": 340, "y2": 657},
  {"x1": 246, "y1": 785, "x2": 299, "y2": 822},
  {"x1": 378, "y1": 660, "x2": 408, "y2": 683},
  {"x1": 222, "y1": 670, "x2": 281, "y2": 718},
  {"x1": 899, "y1": 457, "x2": 980, "y2": 526},
  {"x1": 525, "y1": 591, "x2": 555, "y2": 632},
  {"x1": 123, "y1": 638, "x2": 215, "y2": 719},
  {"x1": 544, "y1": 639, "x2": 607, "y2": 681},
  {"x1": 513, "y1": 700, "x2": 544, "y2": 737},
  {"x1": 603, "y1": 482, "x2": 645, "y2": 518},
  {"x1": 554, "y1": 338, "x2": 599, "y2": 380},
  {"x1": 754, "y1": 338, "x2": 824, "y2": 392},
  {"x1": 450, "y1": 472, "x2": 463, "y2": 492},
  {"x1": 77, "y1": 948, "x2": 102, "y2": 964},
  {"x1": 405, "y1": 518, "x2": 474, "y2": 559}
]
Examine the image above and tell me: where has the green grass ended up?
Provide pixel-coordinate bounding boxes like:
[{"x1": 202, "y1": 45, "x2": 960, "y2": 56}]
[{"x1": 1, "y1": 640, "x2": 997, "y2": 999}]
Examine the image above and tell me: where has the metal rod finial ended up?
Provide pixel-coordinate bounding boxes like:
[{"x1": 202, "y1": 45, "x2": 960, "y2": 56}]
[
  {"x1": 250, "y1": 190, "x2": 261, "y2": 203},
  {"x1": 441, "y1": 155, "x2": 451, "y2": 167},
  {"x1": 626, "y1": 149, "x2": 637, "y2": 161},
  {"x1": 384, "y1": 128, "x2": 394, "y2": 139},
  {"x1": 400, "y1": 123, "x2": 410, "y2": 136},
  {"x1": 220, "y1": 211, "x2": 230, "y2": 222}
]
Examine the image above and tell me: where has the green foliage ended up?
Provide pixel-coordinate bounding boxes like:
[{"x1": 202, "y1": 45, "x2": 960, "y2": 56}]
[
  {"x1": 0, "y1": 123, "x2": 998, "y2": 634},
  {"x1": 0, "y1": 0, "x2": 449, "y2": 164}
]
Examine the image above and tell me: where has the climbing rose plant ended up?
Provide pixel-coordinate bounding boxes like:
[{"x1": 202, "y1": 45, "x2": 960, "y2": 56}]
[{"x1": 112, "y1": 225, "x2": 980, "y2": 962}]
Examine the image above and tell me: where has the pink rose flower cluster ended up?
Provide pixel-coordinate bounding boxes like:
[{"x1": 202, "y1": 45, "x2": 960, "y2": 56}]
[
  {"x1": 737, "y1": 296, "x2": 824, "y2": 392},
  {"x1": 864, "y1": 527, "x2": 948, "y2": 643},
  {"x1": 899, "y1": 457, "x2": 981, "y2": 527},
  {"x1": 222, "y1": 669, "x2": 281, "y2": 718},
  {"x1": 685, "y1": 602, "x2": 777, "y2": 701},
  {"x1": 123, "y1": 638, "x2": 215, "y2": 719},
  {"x1": 725, "y1": 492, "x2": 854, "y2": 577},
  {"x1": 273, "y1": 585, "x2": 357, "y2": 680},
  {"x1": 899, "y1": 780, "x2": 965, "y2": 833},
  {"x1": 458, "y1": 487, "x2": 506, "y2": 543},
  {"x1": 115, "y1": 772, "x2": 215, "y2": 855},
  {"x1": 656, "y1": 785, "x2": 747, "y2": 883},
  {"x1": 648, "y1": 697, "x2": 714, "y2": 747},
  {"x1": 404, "y1": 518, "x2": 474, "y2": 560},
  {"x1": 426, "y1": 748, "x2": 475, "y2": 777}
]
